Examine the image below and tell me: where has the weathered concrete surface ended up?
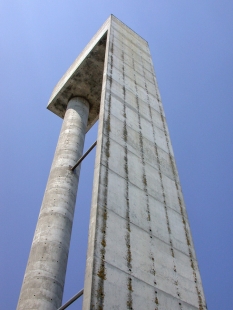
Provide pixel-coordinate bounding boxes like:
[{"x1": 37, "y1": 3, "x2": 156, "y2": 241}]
[
  {"x1": 83, "y1": 15, "x2": 207, "y2": 310},
  {"x1": 17, "y1": 97, "x2": 89, "y2": 310},
  {"x1": 18, "y1": 14, "x2": 206, "y2": 310}
]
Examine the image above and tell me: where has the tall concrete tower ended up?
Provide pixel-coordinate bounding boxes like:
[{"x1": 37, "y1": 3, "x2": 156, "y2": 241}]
[{"x1": 18, "y1": 15, "x2": 206, "y2": 310}]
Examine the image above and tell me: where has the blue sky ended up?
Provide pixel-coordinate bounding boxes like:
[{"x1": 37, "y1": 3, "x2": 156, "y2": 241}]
[{"x1": 0, "y1": 1, "x2": 233, "y2": 309}]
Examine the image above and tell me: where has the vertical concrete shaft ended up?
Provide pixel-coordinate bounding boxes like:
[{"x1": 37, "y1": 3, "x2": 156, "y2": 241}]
[
  {"x1": 17, "y1": 97, "x2": 89, "y2": 310},
  {"x1": 82, "y1": 16, "x2": 207, "y2": 310}
]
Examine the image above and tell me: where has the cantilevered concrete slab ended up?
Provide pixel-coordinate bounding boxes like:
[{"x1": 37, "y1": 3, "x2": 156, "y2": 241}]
[{"x1": 47, "y1": 18, "x2": 109, "y2": 131}]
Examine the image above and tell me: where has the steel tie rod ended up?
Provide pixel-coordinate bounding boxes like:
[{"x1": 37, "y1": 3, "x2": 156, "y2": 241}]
[
  {"x1": 70, "y1": 140, "x2": 97, "y2": 171},
  {"x1": 58, "y1": 289, "x2": 84, "y2": 310}
]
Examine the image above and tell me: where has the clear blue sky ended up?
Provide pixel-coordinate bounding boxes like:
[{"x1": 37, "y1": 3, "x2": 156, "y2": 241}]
[{"x1": 1, "y1": 1, "x2": 233, "y2": 309}]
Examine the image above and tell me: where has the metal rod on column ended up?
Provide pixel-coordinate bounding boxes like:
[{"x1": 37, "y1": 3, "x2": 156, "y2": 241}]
[
  {"x1": 70, "y1": 141, "x2": 97, "y2": 171},
  {"x1": 57, "y1": 289, "x2": 84, "y2": 310}
]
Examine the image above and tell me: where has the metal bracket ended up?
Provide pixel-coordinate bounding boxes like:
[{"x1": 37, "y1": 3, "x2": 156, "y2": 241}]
[
  {"x1": 70, "y1": 140, "x2": 97, "y2": 171},
  {"x1": 58, "y1": 289, "x2": 84, "y2": 310}
]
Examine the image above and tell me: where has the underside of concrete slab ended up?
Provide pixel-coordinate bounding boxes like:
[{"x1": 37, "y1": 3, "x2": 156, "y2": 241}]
[{"x1": 47, "y1": 21, "x2": 109, "y2": 132}]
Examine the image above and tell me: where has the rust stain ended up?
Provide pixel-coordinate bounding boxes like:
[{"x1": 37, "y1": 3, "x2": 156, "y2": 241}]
[
  {"x1": 95, "y1": 36, "x2": 115, "y2": 310},
  {"x1": 122, "y1": 48, "x2": 134, "y2": 310}
]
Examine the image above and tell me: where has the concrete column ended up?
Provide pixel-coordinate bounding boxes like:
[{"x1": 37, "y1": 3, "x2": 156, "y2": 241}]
[{"x1": 17, "y1": 97, "x2": 89, "y2": 310}]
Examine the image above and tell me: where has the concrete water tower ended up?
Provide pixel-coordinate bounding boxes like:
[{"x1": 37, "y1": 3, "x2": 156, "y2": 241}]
[{"x1": 17, "y1": 15, "x2": 207, "y2": 310}]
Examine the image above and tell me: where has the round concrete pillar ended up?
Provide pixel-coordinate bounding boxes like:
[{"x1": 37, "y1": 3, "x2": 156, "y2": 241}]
[{"x1": 17, "y1": 97, "x2": 90, "y2": 310}]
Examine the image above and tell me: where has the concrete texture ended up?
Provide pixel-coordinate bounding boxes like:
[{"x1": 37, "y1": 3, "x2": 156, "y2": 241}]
[
  {"x1": 83, "y1": 15, "x2": 207, "y2": 310},
  {"x1": 17, "y1": 97, "x2": 89, "y2": 310}
]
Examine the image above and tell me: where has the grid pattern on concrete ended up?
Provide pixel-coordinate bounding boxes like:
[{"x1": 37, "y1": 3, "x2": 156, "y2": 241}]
[{"x1": 83, "y1": 16, "x2": 206, "y2": 310}]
